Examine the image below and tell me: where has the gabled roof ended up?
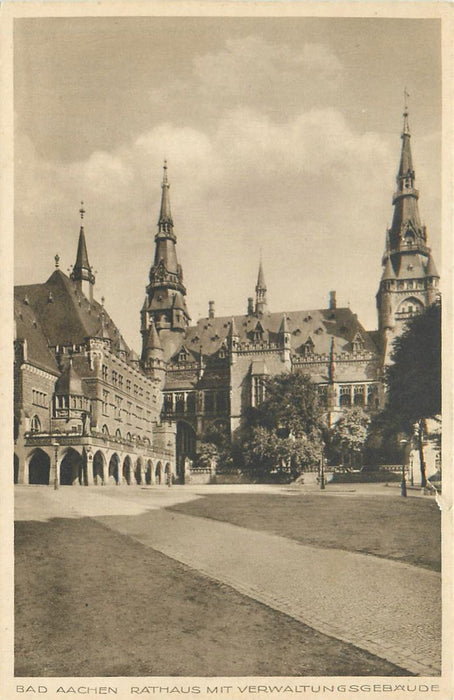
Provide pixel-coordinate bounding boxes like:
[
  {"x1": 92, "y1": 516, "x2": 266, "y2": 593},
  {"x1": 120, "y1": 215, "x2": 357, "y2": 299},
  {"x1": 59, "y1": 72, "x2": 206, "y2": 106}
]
[{"x1": 180, "y1": 307, "x2": 378, "y2": 358}]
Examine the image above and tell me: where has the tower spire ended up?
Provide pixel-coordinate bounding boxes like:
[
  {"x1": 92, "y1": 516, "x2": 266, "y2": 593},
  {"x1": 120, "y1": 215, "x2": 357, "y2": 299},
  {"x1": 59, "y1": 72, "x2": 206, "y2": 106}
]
[
  {"x1": 70, "y1": 201, "x2": 95, "y2": 301},
  {"x1": 255, "y1": 259, "x2": 267, "y2": 315},
  {"x1": 158, "y1": 160, "x2": 173, "y2": 233},
  {"x1": 141, "y1": 163, "x2": 189, "y2": 363},
  {"x1": 376, "y1": 101, "x2": 440, "y2": 359}
]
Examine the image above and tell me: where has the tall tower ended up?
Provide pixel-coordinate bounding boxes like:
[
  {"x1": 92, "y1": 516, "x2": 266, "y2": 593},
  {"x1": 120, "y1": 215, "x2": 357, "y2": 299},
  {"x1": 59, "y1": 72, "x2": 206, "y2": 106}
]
[
  {"x1": 141, "y1": 162, "x2": 190, "y2": 361},
  {"x1": 376, "y1": 100, "x2": 439, "y2": 361},
  {"x1": 255, "y1": 260, "x2": 268, "y2": 315},
  {"x1": 70, "y1": 202, "x2": 95, "y2": 302}
]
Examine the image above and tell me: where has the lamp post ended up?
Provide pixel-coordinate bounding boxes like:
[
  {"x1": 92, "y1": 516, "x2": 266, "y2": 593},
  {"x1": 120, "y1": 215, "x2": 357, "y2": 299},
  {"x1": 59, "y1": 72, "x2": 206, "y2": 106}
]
[
  {"x1": 399, "y1": 438, "x2": 408, "y2": 498},
  {"x1": 51, "y1": 440, "x2": 59, "y2": 490},
  {"x1": 320, "y1": 450, "x2": 326, "y2": 490}
]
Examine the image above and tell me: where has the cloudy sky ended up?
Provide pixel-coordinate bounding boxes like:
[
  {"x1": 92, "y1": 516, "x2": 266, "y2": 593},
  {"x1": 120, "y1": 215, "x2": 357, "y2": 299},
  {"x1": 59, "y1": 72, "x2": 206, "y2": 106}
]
[{"x1": 14, "y1": 17, "x2": 441, "y2": 351}]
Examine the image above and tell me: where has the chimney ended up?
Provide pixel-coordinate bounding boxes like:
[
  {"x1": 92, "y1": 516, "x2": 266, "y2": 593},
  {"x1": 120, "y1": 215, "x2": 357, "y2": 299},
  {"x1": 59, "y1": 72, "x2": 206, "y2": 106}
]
[
  {"x1": 208, "y1": 300, "x2": 215, "y2": 319},
  {"x1": 247, "y1": 297, "x2": 254, "y2": 315},
  {"x1": 329, "y1": 291, "x2": 337, "y2": 310}
]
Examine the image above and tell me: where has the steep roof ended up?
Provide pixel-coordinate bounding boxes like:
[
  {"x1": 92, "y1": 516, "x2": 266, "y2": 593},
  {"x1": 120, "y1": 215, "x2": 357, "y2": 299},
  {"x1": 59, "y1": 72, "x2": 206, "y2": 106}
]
[
  {"x1": 14, "y1": 298, "x2": 59, "y2": 375},
  {"x1": 176, "y1": 307, "x2": 378, "y2": 359},
  {"x1": 14, "y1": 270, "x2": 129, "y2": 349},
  {"x1": 55, "y1": 359, "x2": 85, "y2": 396}
]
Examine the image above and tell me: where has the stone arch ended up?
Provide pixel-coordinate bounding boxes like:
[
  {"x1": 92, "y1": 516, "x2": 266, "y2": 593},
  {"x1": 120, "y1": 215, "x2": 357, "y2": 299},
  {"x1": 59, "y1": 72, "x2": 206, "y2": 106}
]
[
  {"x1": 60, "y1": 448, "x2": 84, "y2": 485},
  {"x1": 146, "y1": 459, "x2": 153, "y2": 485},
  {"x1": 155, "y1": 461, "x2": 163, "y2": 485},
  {"x1": 123, "y1": 455, "x2": 132, "y2": 485},
  {"x1": 134, "y1": 457, "x2": 143, "y2": 485},
  {"x1": 396, "y1": 296, "x2": 425, "y2": 317},
  {"x1": 28, "y1": 449, "x2": 50, "y2": 485},
  {"x1": 14, "y1": 453, "x2": 19, "y2": 484},
  {"x1": 93, "y1": 450, "x2": 106, "y2": 485},
  {"x1": 108, "y1": 453, "x2": 120, "y2": 484},
  {"x1": 176, "y1": 420, "x2": 196, "y2": 481},
  {"x1": 115, "y1": 428, "x2": 122, "y2": 440}
]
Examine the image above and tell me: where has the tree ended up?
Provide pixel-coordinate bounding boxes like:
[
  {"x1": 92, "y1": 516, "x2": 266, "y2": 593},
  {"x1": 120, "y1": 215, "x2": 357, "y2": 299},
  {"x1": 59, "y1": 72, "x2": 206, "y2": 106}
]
[
  {"x1": 385, "y1": 300, "x2": 441, "y2": 486},
  {"x1": 329, "y1": 407, "x2": 370, "y2": 467},
  {"x1": 242, "y1": 372, "x2": 326, "y2": 480},
  {"x1": 253, "y1": 372, "x2": 325, "y2": 438}
]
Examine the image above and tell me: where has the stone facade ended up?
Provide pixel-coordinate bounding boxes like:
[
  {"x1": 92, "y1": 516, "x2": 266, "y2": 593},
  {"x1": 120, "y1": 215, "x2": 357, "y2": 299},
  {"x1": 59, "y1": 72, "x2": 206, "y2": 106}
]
[{"x1": 14, "y1": 219, "x2": 175, "y2": 487}]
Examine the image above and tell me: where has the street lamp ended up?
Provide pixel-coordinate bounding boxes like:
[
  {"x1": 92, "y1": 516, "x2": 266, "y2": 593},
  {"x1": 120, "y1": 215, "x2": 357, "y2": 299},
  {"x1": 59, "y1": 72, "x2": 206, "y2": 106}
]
[
  {"x1": 399, "y1": 438, "x2": 408, "y2": 498},
  {"x1": 320, "y1": 450, "x2": 326, "y2": 490},
  {"x1": 51, "y1": 440, "x2": 59, "y2": 490}
]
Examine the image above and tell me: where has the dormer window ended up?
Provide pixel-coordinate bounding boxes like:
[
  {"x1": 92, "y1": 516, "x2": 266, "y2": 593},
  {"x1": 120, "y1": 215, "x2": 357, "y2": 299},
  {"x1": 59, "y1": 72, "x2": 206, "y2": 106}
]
[
  {"x1": 301, "y1": 337, "x2": 315, "y2": 356},
  {"x1": 352, "y1": 333, "x2": 365, "y2": 353}
]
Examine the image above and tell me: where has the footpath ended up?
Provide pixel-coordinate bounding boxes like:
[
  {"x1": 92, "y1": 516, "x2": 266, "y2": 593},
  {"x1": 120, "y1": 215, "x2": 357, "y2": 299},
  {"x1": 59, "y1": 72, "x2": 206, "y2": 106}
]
[{"x1": 15, "y1": 486, "x2": 441, "y2": 676}]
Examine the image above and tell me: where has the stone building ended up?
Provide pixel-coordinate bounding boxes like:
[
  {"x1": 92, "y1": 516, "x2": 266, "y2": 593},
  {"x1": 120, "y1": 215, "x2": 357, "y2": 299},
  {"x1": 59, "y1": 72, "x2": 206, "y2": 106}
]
[
  {"x1": 14, "y1": 206, "x2": 175, "y2": 486},
  {"x1": 14, "y1": 106, "x2": 440, "y2": 485},
  {"x1": 138, "y1": 108, "x2": 439, "y2": 479}
]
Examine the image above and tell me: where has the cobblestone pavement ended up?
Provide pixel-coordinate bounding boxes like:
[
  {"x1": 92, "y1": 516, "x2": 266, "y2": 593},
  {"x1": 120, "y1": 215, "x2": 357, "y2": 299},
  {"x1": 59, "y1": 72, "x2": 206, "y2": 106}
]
[{"x1": 15, "y1": 486, "x2": 441, "y2": 676}]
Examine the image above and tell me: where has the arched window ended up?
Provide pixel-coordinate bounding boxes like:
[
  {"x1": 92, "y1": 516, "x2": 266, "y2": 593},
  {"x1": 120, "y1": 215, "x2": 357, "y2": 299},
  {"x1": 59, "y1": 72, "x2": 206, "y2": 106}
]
[
  {"x1": 30, "y1": 415, "x2": 41, "y2": 433},
  {"x1": 102, "y1": 424, "x2": 109, "y2": 435},
  {"x1": 339, "y1": 386, "x2": 352, "y2": 407}
]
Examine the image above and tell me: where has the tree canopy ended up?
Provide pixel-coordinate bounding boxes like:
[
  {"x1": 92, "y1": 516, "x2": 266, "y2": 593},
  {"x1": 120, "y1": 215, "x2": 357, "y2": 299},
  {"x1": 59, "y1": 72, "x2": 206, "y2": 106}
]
[
  {"x1": 329, "y1": 407, "x2": 370, "y2": 466},
  {"x1": 385, "y1": 300, "x2": 441, "y2": 432},
  {"x1": 242, "y1": 372, "x2": 325, "y2": 479}
]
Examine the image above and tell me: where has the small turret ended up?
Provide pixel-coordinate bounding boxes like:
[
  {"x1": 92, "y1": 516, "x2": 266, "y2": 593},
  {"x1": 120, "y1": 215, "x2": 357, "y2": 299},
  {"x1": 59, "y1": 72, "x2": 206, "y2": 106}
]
[
  {"x1": 279, "y1": 314, "x2": 291, "y2": 366},
  {"x1": 142, "y1": 318, "x2": 166, "y2": 381}
]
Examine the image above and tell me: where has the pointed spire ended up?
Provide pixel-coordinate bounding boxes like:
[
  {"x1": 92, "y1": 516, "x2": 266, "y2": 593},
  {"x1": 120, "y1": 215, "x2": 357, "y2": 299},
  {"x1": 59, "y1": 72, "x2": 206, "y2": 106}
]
[
  {"x1": 70, "y1": 202, "x2": 95, "y2": 293},
  {"x1": 255, "y1": 259, "x2": 268, "y2": 315},
  {"x1": 279, "y1": 313, "x2": 289, "y2": 335},
  {"x1": 229, "y1": 316, "x2": 239, "y2": 338},
  {"x1": 158, "y1": 160, "x2": 173, "y2": 233},
  {"x1": 426, "y1": 253, "x2": 439, "y2": 278},
  {"x1": 381, "y1": 255, "x2": 396, "y2": 281},
  {"x1": 145, "y1": 318, "x2": 162, "y2": 352},
  {"x1": 257, "y1": 259, "x2": 266, "y2": 289}
]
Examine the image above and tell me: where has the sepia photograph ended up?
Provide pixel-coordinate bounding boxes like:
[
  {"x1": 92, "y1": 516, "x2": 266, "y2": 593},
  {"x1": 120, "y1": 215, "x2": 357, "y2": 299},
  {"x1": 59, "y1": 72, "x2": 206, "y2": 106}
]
[{"x1": 1, "y1": 2, "x2": 451, "y2": 699}]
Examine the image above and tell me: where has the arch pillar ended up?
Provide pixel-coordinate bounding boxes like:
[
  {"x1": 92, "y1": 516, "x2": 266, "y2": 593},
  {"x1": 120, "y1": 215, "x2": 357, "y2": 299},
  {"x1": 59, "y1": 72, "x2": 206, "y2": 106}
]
[{"x1": 85, "y1": 448, "x2": 94, "y2": 486}]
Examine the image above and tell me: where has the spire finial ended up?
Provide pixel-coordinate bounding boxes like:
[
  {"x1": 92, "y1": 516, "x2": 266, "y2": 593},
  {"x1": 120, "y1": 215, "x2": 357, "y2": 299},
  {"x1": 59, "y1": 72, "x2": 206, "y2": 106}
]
[
  {"x1": 402, "y1": 88, "x2": 410, "y2": 136},
  {"x1": 79, "y1": 201, "x2": 85, "y2": 221},
  {"x1": 54, "y1": 253, "x2": 60, "y2": 268},
  {"x1": 162, "y1": 160, "x2": 169, "y2": 186}
]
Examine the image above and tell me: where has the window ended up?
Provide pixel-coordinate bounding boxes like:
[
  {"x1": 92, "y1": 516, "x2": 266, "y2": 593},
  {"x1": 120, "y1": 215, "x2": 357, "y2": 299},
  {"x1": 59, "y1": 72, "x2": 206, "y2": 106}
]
[
  {"x1": 112, "y1": 370, "x2": 118, "y2": 386},
  {"x1": 367, "y1": 385, "x2": 379, "y2": 409},
  {"x1": 175, "y1": 393, "x2": 185, "y2": 413},
  {"x1": 339, "y1": 386, "x2": 352, "y2": 407},
  {"x1": 30, "y1": 415, "x2": 41, "y2": 433},
  {"x1": 354, "y1": 385, "x2": 365, "y2": 406},
  {"x1": 126, "y1": 379, "x2": 131, "y2": 392},
  {"x1": 114, "y1": 395, "x2": 122, "y2": 420},
  {"x1": 318, "y1": 385, "x2": 328, "y2": 407},
  {"x1": 163, "y1": 394, "x2": 173, "y2": 414},
  {"x1": 102, "y1": 390, "x2": 109, "y2": 416},
  {"x1": 186, "y1": 393, "x2": 196, "y2": 413},
  {"x1": 252, "y1": 377, "x2": 266, "y2": 407},
  {"x1": 119, "y1": 375, "x2": 123, "y2": 389},
  {"x1": 126, "y1": 401, "x2": 132, "y2": 424},
  {"x1": 32, "y1": 389, "x2": 47, "y2": 407},
  {"x1": 102, "y1": 365, "x2": 108, "y2": 381}
]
